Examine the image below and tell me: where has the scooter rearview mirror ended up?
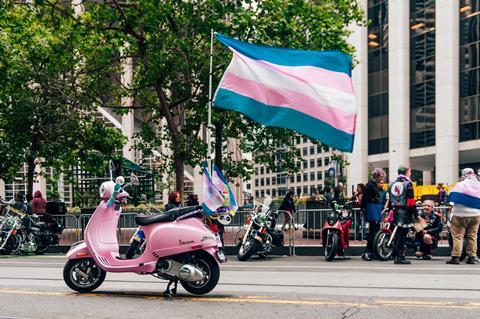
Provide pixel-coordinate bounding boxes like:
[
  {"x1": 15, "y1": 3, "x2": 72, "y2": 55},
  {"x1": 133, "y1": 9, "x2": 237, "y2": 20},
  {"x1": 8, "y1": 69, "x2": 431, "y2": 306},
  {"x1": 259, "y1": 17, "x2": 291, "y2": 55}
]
[{"x1": 130, "y1": 174, "x2": 140, "y2": 186}]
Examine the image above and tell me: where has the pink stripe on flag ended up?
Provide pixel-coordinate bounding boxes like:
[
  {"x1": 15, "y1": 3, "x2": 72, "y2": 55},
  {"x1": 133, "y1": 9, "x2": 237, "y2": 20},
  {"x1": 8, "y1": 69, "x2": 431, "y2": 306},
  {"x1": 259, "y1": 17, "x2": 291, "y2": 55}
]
[
  {"x1": 220, "y1": 71, "x2": 356, "y2": 134},
  {"x1": 252, "y1": 55, "x2": 354, "y2": 95}
]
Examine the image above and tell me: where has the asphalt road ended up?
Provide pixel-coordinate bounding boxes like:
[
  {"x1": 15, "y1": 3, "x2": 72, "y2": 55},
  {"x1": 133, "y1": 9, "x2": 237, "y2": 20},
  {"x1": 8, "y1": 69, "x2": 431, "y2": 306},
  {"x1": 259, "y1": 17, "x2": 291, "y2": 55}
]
[{"x1": 0, "y1": 254, "x2": 480, "y2": 319}]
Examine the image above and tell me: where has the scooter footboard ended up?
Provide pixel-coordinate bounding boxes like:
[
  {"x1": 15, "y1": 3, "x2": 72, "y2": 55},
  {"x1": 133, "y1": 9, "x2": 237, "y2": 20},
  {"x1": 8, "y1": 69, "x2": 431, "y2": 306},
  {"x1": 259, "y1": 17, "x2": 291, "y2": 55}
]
[{"x1": 66, "y1": 241, "x2": 91, "y2": 259}]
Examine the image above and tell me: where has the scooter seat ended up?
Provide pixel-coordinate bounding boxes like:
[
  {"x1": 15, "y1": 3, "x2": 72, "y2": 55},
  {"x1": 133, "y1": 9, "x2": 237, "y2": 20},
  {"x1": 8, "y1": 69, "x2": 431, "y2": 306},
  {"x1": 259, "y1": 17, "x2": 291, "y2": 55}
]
[
  {"x1": 135, "y1": 207, "x2": 201, "y2": 226},
  {"x1": 135, "y1": 213, "x2": 173, "y2": 225}
]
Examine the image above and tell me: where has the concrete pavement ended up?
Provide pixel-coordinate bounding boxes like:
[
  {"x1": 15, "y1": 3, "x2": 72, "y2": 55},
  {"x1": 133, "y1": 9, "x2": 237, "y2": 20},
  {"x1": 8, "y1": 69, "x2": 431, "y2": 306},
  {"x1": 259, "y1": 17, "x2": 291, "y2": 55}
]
[{"x1": 0, "y1": 255, "x2": 479, "y2": 318}]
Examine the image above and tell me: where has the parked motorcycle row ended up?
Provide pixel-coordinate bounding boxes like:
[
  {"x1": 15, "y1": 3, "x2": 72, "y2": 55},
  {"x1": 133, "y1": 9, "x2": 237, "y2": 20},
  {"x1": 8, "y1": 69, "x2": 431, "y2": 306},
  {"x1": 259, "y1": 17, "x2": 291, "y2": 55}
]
[{"x1": 0, "y1": 200, "x2": 64, "y2": 255}]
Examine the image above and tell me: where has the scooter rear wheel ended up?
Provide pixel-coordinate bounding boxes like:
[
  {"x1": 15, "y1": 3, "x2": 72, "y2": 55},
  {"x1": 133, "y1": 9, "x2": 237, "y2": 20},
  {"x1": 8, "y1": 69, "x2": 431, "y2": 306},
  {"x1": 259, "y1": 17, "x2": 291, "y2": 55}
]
[
  {"x1": 63, "y1": 258, "x2": 106, "y2": 293},
  {"x1": 180, "y1": 251, "x2": 220, "y2": 295}
]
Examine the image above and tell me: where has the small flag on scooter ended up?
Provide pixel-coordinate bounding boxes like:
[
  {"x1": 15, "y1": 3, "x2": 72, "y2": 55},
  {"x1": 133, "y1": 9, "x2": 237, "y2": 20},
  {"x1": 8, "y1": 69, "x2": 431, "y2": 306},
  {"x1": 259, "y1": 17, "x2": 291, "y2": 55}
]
[
  {"x1": 201, "y1": 166, "x2": 226, "y2": 216},
  {"x1": 212, "y1": 164, "x2": 238, "y2": 214}
]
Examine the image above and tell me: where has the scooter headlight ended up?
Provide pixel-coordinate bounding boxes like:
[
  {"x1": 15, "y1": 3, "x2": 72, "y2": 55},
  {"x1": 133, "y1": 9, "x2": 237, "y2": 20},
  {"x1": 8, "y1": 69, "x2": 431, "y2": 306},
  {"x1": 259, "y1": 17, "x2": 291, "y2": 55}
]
[{"x1": 218, "y1": 213, "x2": 232, "y2": 225}]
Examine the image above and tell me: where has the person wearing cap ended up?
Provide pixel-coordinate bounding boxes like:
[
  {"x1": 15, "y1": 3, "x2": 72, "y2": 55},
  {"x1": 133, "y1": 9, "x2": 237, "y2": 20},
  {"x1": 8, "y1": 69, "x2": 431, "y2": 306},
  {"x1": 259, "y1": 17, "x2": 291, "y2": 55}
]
[
  {"x1": 446, "y1": 168, "x2": 480, "y2": 265},
  {"x1": 389, "y1": 166, "x2": 418, "y2": 264}
]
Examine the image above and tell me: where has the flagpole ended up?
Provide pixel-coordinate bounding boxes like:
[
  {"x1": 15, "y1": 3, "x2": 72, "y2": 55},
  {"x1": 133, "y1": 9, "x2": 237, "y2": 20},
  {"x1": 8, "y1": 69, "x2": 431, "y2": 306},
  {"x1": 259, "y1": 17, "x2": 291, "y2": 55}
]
[{"x1": 207, "y1": 28, "x2": 214, "y2": 174}]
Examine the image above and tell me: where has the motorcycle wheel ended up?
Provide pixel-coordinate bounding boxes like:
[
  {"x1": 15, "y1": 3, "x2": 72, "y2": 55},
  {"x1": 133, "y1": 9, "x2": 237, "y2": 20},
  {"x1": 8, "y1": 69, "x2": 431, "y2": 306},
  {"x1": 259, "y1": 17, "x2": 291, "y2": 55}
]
[
  {"x1": 125, "y1": 240, "x2": 141, "y2": 259},
  {"x1": 35, "y1": 243, "x2": 49, "y2": 255},
  {"x1": 234, "y1": 228, "x2": 247, "y2": 247},
  {"x1": 374, "y1": 230, "x2": 394, "y2": 261},
  {"x1": 447, "y1": 232, "x2": 467, "y2": 261},
  {"x1": 237, "y1": 236, "x2": 258, "y2": 261},
  {"x1": 1, "y1": 234, "x2": 22, "y2": 255},
  {"x1": 324, "y1": 232, "x2": 339, "y2": 261},
  {"x1": 63, "y1": 258, "x2": 106, "y2": 293},
  {"x1": 180, "y1": 251, "x2": 220, "y2": 295}
]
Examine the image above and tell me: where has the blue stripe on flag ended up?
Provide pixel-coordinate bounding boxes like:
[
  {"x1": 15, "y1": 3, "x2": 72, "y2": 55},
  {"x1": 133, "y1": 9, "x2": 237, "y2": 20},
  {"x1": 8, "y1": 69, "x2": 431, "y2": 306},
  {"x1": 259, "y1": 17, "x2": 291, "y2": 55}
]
[
  {"x1": 214, "y1": 88, "x2": 355, "y2": 152},
  {"x1": 449, "y1": 192, "x2": 480, "y2": 210},
  {"x1": 215, "y1": 33, "x2": 352, "y2": 76}
]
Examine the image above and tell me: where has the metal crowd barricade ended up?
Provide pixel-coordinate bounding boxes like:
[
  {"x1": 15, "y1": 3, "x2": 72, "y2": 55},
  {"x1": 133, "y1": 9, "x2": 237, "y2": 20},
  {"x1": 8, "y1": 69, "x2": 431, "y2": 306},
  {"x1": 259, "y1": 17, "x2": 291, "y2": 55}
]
[
  {"x1": 223, "y1": 210, "x2": 250, "y2": 247},
  {"x1": 50, "y1": 214, "x2": 79, "y2": 246}
]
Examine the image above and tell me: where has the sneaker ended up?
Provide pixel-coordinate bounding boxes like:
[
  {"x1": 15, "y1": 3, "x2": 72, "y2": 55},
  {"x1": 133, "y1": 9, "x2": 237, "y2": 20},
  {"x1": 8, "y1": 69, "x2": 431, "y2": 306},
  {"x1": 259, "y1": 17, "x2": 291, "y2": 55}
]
[
  {"x1": 466, "y1": 256, "x2": 476, "y2": 264},
  {"x1": 361, "y1": 253, "x2": 372, "y2": 261},
  {"x1": 422, "y1": 255, "x2": 432, "y2": 260},
  {"x1": 394, "y1": 257, "x2": 411, "y2": 264},
  {"x1": 446, "y1": 256, "x2": 460, "y2": 265}
]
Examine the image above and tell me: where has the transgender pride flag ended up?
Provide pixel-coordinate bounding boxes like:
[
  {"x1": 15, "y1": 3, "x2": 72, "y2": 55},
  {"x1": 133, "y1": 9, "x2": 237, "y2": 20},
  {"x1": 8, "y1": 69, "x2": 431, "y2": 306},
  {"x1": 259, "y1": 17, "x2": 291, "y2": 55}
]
[{"x1": 213, "y1": 33, "x2": 357, "y2": 152}]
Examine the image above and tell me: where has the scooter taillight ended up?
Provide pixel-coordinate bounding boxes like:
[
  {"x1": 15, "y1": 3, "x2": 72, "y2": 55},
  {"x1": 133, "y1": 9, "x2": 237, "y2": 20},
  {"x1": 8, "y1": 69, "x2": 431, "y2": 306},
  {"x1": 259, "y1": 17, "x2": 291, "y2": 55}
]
[
  {"x1": 261, "y1": 228, "x2": 267, "y2": 234},
  {"x1": 246, "y1": 218, "x2": 251, "y2": 225},
  {"x1": 11, "y1": 230, "x2": 17, "y2": 235}
]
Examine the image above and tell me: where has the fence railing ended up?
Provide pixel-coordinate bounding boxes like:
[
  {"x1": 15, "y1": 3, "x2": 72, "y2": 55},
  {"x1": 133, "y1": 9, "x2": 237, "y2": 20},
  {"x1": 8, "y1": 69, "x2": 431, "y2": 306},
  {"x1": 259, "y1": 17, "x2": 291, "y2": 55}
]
[{"x1": 48, "y1": 206, "x2": 453, "y2": 255}]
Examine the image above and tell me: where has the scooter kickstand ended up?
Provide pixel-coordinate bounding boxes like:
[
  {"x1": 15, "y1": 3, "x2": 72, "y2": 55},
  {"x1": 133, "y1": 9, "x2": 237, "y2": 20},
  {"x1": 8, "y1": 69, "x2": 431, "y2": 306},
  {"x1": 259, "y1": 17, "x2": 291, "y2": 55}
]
[{"x1": 163, "y1": 279, "x2": 178, "y2": 299}]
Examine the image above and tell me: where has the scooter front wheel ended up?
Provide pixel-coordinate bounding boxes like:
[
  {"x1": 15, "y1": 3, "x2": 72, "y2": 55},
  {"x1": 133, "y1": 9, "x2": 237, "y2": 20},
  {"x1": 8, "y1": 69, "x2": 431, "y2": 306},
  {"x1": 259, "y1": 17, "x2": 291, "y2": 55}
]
[
  {"x1": 374, "y1": 230, "x2": 394, "y2": 261},
  {"x1": 324, "y1": 232, "x2": 339, "y2": 261},
  {"x1": 180, "y1": 251, "x2": 220, "y2": 295},
  {"x1": 63, "y1": 258, "x2": 106, "y2": 293}
]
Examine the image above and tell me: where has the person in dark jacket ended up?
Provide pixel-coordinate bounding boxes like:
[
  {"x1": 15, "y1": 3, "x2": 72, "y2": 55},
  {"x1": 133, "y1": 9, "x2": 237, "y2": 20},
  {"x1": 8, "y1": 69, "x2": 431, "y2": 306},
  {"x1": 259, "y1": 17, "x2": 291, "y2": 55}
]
[
  {"x1": 389, "y1": 166, "x2": 418, "y2": 265},
  {"x1": 186, "y1": 194, "x2": 199, "y2": 206},
  {"x1": 361, "y1": 168, "x2": 385, "y2": 261},
  {"x1": 165, "y1": 191, "x2": 182, "y2": 211},
  {"x1": 414, "y1": 200, "x2": 442, "y2": 260},
  {"x1": 351, "y1": 183, "x2": 366, "y2": 240},
  {"x1": 31, "y1": 190, "x2": 47, "y2": 216},
  {"x1": 333, "y1": 183, "x2": 345, "y2": 205},
  {"x1": 436, "y1": 183, "x2": 447, "y2": 206},
  {"x1": 279, "y1": 191, "x2": 296, "y2": 231}
]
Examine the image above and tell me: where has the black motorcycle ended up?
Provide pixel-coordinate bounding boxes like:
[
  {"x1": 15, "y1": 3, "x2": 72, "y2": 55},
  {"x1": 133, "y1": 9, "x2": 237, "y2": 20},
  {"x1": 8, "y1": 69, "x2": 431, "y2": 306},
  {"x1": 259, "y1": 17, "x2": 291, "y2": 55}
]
[
  {"x1": 28, "y1": 213, "x2": 64, "y2": 255},
  {"x1": 236, "y1": 198, "x2": 284, "y2": 261}
]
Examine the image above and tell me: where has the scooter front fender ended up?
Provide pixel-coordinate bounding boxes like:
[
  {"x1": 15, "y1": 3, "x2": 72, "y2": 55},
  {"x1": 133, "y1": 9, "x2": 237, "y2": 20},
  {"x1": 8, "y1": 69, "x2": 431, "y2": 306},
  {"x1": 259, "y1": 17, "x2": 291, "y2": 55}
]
[
  {"x1": 202, "y1": 246, "x2": 226, "y2": 264},
  {"x1": 65, "y1": 241, "x2": 91, "y2": 260}
]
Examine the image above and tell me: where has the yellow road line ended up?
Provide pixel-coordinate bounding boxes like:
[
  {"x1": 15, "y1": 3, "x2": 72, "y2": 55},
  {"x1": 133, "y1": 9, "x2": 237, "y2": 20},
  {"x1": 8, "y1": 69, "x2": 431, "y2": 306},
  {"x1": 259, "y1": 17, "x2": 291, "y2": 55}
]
[{"x1": 1, "y1": 288, "x2": 480, "y2": 310}]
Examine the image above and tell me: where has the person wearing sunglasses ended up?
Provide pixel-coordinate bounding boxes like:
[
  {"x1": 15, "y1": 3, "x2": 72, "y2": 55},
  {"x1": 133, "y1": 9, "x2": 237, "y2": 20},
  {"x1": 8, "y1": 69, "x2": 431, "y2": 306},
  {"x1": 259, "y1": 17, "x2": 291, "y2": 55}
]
[{"x1": 414, "y1": 200, "x2": 442, "y2": 260}]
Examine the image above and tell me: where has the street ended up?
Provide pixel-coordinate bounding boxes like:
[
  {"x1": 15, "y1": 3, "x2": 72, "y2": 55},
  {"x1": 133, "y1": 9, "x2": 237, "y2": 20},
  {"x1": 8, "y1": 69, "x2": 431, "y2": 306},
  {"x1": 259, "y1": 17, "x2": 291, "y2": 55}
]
[{"x1": 1, "y1": 255, "x2": 480, "y2": 319}]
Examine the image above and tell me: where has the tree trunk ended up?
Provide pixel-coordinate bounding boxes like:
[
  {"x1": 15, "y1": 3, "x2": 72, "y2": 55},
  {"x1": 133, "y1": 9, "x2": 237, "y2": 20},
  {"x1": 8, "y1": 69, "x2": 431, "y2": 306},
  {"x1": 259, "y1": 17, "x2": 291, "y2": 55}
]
[
  {"x1": 173, "y1": 150, "x2": 184, "y2": 199},
  {"x1": 26, "y1": 156, "x2": 35, "y2": 199},
  {"x1": 214, "y1": 122, "x2": 223, "y2": 170}
]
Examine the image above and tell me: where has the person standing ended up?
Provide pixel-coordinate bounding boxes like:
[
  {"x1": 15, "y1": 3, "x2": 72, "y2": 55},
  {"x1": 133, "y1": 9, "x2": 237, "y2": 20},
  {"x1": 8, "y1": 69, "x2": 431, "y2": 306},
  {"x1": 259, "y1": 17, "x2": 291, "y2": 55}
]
[
  {"x1": 361, "y1": 168, "x2": 385, "y2": 261},
  {"x1": 446, "y1": 168, "x2": 480, "y2": 265},
  {"x1": 437, "y1": 183, "x2": 448, "y2": 206},
  {"x1": 31, "y1": 191, "x2": 47, "y2": 217},
  {"x1": 389, "y1": 166, "x2": 418, "y2": 265},
  {"x1": 165, "y1": 191, "x2": 182, "y2": 211},
  {"x1": 351, "y1": 183, "x2": 365, "y2": 240},
  {"x1": 186, "y1": 194, "x2": 199, "y2": 206},
  {"x1": 279, "y1": 191, "x2": 296, "y2": 231},
  {"x1": 334, "y1": 182, "x2": 345, "y2": 205}
]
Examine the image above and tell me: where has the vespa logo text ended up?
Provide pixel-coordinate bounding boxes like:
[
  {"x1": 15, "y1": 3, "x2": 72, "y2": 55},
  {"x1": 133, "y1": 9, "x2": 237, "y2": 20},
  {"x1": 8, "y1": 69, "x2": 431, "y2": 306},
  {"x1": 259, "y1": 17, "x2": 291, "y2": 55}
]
[{"x1": 179, "y1": 239, "x2": 194, "y2": 246}]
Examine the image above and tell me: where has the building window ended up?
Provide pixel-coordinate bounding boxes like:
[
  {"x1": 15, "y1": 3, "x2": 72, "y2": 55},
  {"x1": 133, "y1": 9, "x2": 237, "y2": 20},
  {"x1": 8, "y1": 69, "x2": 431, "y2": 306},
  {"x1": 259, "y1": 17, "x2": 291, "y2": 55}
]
[
  {"x1": 317, "y1": 145, "x2": 322, "y2": 153},
  {"x1": 310, "y1": 172, "x2": 315, "y2": 181},
  {"x1": 309, "y1": 146, "x2": 315, "y2": 155},
  {"x1": 255, "y1": 179, "x2": 259, "y2": 187},
  {"x1": 317, "y1": 171, "x2": 323, "y2": 180},
  {"x1": 255, "y1": 190, "x2": 259, "y2": 198},
  {"x1": 317, "y1": 158, "x2": 322, "y2": 167},
  {"x1": 290, "y1": 175, "x2": 294, "y2": 183},
  {"x1": 266, "y1": 177, "x2": 270, "y2": 186},
  {"x1": 459, "y1": 1, "x2": 480, "y2": 141},
  {"x1": 296, "y1": 174, "x2": 301, "y2": 182},
  {"x1": 303, "y1": 186, "x2": 308, "y2": 194},
  {"x1": 295, "y1": 136, "x2": 301, "y2": 144},
  {"x1": 303, "y1": 160, "x2": 308, "y2": 169},
  {"x1": 410, "y1": 0, "x2": 436, "y2": 148},
  {"x1": 255, "y1": 167, "x2": 259, "y2": 175},
  {"x1": 247, "y1": 183, "x2": 251, "y2": 190},
  {"x1": 261, "y1": 190, "x2": 265, "y2": 197},
  {"x1": 272, "y1": 176, "x2": 276, "y2": 185},
  {"x1": 260, "y1": 178, "x2": 264, "y2": 186},
  {"x1": 303, "y1": 173, "x2": 308, "y2": 182},
  {"x1": 302, "y1": 147, "x2": 307, "y2": 156},
  {"x1": 260, "y1": 167, "x2": 264, "y2": 175},
  {"x1": 368, "y1": 0, "x2": 389, "y2": 155},
  {"x1": 303, "y1": 136, "x2": 308, "y2": 143},
  {"x1": 272, "y1": 189, "x2": 277, "y2": 197},
  {"x1": 266, "y1": 189, "x2": 270, "y2": 195},
  {"x1": 324, "y1": 157, "x2": 330, "y2": 166},
  {"x1": 310, "y1": 159, "x2": 315, "y2": 168},
  {"x1": 296, "y1": 186, "x2": 301, "y2": 196}
]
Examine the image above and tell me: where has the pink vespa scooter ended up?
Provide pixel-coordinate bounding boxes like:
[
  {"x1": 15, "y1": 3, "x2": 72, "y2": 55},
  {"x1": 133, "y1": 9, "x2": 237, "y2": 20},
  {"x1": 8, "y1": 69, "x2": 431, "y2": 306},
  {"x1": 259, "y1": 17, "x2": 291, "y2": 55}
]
[{"x1": 63, "y1": 172, "x2": 225, "y2": 296}]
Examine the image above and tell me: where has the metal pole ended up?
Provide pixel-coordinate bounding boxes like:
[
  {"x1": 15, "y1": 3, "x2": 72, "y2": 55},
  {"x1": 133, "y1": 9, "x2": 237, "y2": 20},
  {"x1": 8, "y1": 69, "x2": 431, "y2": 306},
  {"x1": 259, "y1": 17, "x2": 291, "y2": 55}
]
[{"x1": 207, "y1": 29, "x2": 214, "y2": 173}]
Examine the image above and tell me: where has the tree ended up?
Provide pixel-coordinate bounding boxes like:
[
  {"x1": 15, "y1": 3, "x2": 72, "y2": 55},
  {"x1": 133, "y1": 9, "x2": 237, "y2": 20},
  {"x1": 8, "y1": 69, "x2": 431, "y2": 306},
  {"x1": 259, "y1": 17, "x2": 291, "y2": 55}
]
[
  {"x1": 0, "y1": 2, "x2": 125, "y2": 197},
  {"x1": 39, "y1": 0, "x2": 364, "y2": 196}
]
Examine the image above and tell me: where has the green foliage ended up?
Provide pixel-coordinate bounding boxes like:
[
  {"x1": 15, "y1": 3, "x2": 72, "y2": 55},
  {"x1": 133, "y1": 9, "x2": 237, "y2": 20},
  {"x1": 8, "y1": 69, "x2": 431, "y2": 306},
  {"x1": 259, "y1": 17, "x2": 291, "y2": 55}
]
[
  {"x1": 12, "y1": 1, "x2": 364, "y2": 195},
  {"x1": 0, "y1": 3, "x2": 125, "y2": 192}
]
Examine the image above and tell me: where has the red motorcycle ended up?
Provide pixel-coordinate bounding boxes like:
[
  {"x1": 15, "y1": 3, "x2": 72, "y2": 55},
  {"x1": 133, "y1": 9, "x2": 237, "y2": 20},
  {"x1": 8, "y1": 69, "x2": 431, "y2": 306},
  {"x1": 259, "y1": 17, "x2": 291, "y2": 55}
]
[{"x1": 322, "y1": 202, "x2": 352, "y2": 261}]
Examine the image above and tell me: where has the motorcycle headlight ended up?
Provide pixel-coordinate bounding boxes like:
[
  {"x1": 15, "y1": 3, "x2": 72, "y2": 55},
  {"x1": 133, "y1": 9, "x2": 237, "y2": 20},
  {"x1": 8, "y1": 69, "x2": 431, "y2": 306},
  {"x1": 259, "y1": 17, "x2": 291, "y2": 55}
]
[{"x1": 342, "y1": 211, "x2": 349, "y2": 218}]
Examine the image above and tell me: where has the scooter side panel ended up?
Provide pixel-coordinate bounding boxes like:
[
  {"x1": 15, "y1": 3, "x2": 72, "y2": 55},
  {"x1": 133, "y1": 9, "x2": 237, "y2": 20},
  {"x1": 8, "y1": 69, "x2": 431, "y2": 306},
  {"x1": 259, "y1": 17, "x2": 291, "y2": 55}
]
[{"x1": 143, "y1": 217, "x2": 219, "y2": 259}]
